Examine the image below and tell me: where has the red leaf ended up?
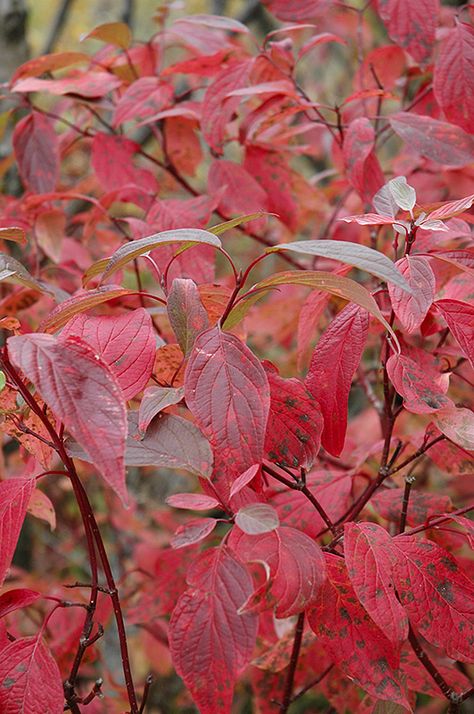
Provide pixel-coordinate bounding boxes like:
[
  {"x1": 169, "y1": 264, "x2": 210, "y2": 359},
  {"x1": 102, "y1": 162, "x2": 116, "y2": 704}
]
[
  {"x1": 169, "y1": 547, "x2": 258, "y2": 713},
  {"x1": 390, "y1": 112, "x2": 474, "y2": 167},
  {"x1": 434, "y1": 22, "x2": 474, "y2": 134},
  {"x1": 230, "y1": 525, "x2": 326, "y2": 617},
  {"x1": 376, "y1": 0, "x2": 439, "y2": 63},
  {"x1": 0, "y1": 636, "x2": 63, "y2": 714},
  {"x1": 91, "y1": 133, "x2": 147, "y2": 192},
  {"x1": 12, "y1": 112, "x2": 59, "y2": 194},
  {"x1": 264, "y1": 365, "x2": 323, "y2": 469},
  {"x1": 372, "y1": 487, "x2": 452, "y2": 528},
  {"x1": 184, "y1": 327, "x2": 270, "y2": 490},
  {"x1": 113, "y1": 77, "x2": 173, "y2": 126},
  {"x1": 262, "y1": 0, "x2": 330, "y2": 21},
  {"x1": 391, "y1": 536, "x2": 474, "y2": 662},
  {"x1": 307, "y1": 554, "x2": 409, "y2": 707},
  {"x1": 171, "y1": 518, "x2": 218, "y2": 549},
  {"x1": 388, "y1": 257, "x2": 435, "y2": 334},
  {"x1": 60, "y1": 308, "x2": 155, "y2": 400},
  {"x1": 41, "y1": 286, "x2": 134, "y2": 333},
  {"x1": 244, "y1": 147, "x2": 299, "y2": 230},
  {"x1": 386, "y1": 352, "x2": 452, "y2": 414},
  {"x1": 305, "y1": 304, "x2": 369, "y2": 456},
  {"x1": 434, "y1": 299, "x2": 474, "y2": 370},
  {"x1": 201, "y1": 61, "x2": 252, "y2": 154},
  {"x1": 208, "y1": 159, "x2": 269, "y2": 231},
  {"x1": 167, "y1": 278, "x2": 209, "y2": 356},
  {"x1": 8, "y1": 334, "x2": 128, "y2": 503},
  {"x1": 344, "y1": 522, "x2": 408, "y2": 645},
  {"x1": 0, "y1": 589, "x2": 40, "y2": 619},
  {"x1": 343, "y1": 118, "x2": 384, "y2": 202},
  {"x1": 138, "y1": 385, "x2": 184, "y2": 433},
  {"x1": 0, "y1": 478, "x2": 35, "y2": 588},
  {"x1": 229, "y1": 464, "x2": 261, "y2": 499},
  {"x1": 272, "y1": 469, "x2": 352, "y2": 538}
]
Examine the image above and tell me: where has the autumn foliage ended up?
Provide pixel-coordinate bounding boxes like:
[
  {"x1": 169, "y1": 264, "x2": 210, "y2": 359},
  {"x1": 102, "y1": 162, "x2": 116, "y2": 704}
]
[{"x1": 0, "y1": 1, "x2": 474, "y2": 712}]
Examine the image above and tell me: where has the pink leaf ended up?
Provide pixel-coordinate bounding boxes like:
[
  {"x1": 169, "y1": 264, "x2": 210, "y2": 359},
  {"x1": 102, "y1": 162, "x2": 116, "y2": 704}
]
[
  {"x1": 201, "y1": 61, "x2": 252, "y2": 154},
  {"x1": 229, "y1": 464, "x2": 261, "y2": 499},
  {"x1": 0, "y1": 589, "x2": 41, "y2": 619},
  {"x1": 264, "y1": 364, "x2": 323, "y2": 469},
  {"x1": 8, "y1": 334, "x2": 128, "y2": 504},
  {"x1": 344, "y1": 522, "x2": 408, "y2": 645},
  {"x1": 377, "y1": 0, "x2": 439, "y2": 63},
  {"x1": 433, "y1": 407, "x2": 474, "y2": 450},
  {"x1": 171, "y1": 518, "x2": 218, "y2": 549},
  {"x1": 0, "y1": 478, "x2": 35, "y2": 588},
  {"x1": 262, "y1": 0, "x2": 331, "y2": 21},
  {"x1": 340, "y1": 213, "x2": 400, "y2": 226},
  {"x1": 433, "y1": 22, "x2": 474, "y2": 133},
  {"x1": 386, "y1": 352, "x2": 452, "y2": 414},
  {"x1": 27, "y1": 488, "x2": 56, "y2": 531},
  {"x1": 388, "y1": 257, "x2": 435, "y2": 333},
  {"x1": 230, "y1": 525, "x2": 326, "y2": 617},
  {"x1": 235, "y1": 504, "x2": 279, "y2": 535},
  {"x1": 113, "y1": 77, "x2": 173, "y2": 126},
  {"x1": 0, "y1": 636, "x2": 63, "y2": 714},
  {"x1": 305, "y1": 304, "x2": 369, "y2": 456},
  {"x1": 184, "y1": 327, "x2": 270, "y2": 490},
  {"x1": 167, "y1": 278, "x2": 209, "y2": 355},
  {"x1": 343, "y1": 117, "x2": 384, "y2": 201},
  {"x1": 391, "y1": 536, "x2": 474, "y2": 661},
  {"x1": 166, "y1": 493, "x2": 220, "y2": 511},
  {"x1": 138, "y1": 386, "x2": 184, "y2": 434},
  {"x1": 12, "y1": 73, "x2": 121, "y2": 98},
  {"x1": 307, "y1": 554, "x2": 409, "y2": 707},
  {"x1": 434, "y1": 299, "x2": 474, "y2": 370},
  {"x1": 390, "y1": 112, "x2": 474, "y2": 167},
  {"x1": 427, "y1": 194, "x2": 474, "y2": 221},
  {"x1": 169, "y1": 547, "x2": 257, "y2": 712},
  {"x1": 60, "y1": 308, "x2": 155, "y2": 400},
  {"x1": 13, "y1": 112, "x2": 59, "y2": 194}
]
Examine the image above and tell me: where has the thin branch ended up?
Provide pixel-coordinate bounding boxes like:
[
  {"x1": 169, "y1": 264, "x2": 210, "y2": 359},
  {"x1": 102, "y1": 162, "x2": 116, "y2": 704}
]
[
  {"x1": 279, "y1": 612, "x2": 305, "y2": 713},
  {"x1": 398, "y1": 469, "x2": 416, "y2": 534},
  {"x1": 263, "y1": 463, "x2": 338, "y2": 536}
]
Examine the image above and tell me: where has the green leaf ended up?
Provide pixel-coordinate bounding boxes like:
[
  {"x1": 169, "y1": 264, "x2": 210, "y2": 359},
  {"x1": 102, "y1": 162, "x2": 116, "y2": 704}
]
[
  {"x1": 266, "y1": 240, "x2": 412, "y2": 292},
  {"x1": 89, "y1": 229, "x2": 222, "y2": 284}
]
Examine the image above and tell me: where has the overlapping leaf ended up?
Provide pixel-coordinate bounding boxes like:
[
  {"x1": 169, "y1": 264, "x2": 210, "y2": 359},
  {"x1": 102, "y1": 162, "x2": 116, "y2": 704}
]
[
  {"x1": 388, "y1": 257, "x2": 435, "y2": 333},
  {"x1": 184, "y1": 327, "x2": 270, "y2": 487},
  {"x1": 344, "y1": 522, "x2": 408, "y2": 646},
  {"x1": 167, "y1": 278, "x2": 209, "y2": 355},
  {"x1": 0, "y1": 478, "x2": 35, "y2": 588},
  {"x1": 264, "y1": 364, "x2": 323, "y2": 469},
  {"x1": 60, "y1": 308, "x2": 155, "y2": 400},
  {"x1": 391, "y1": 536, "x2": 474, "y2": 662},
  {"x1": 8, "y1": 334, "x2": 128, "y2": 503},
  {"x1": 169, "y1": 547, "x2": 257, "y2": 713},
  {"x1": 305, "y1": 304, "x2": 369, "y2": 456},
  {"x1": 230, "y1": 525, "x2": 326, "y2": 617},
  {"x1": 307, "y1": 555, "x2": 409, "y2": 707},
  {"x1": 0, "y1": 636, "x2": 63, "y2": 714}
]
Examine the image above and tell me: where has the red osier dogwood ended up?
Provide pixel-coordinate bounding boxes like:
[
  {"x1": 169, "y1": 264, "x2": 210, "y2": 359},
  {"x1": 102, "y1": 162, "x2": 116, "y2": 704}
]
[{"x1": 0, "y1": 2, "x2": 473, "y2": 713}]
